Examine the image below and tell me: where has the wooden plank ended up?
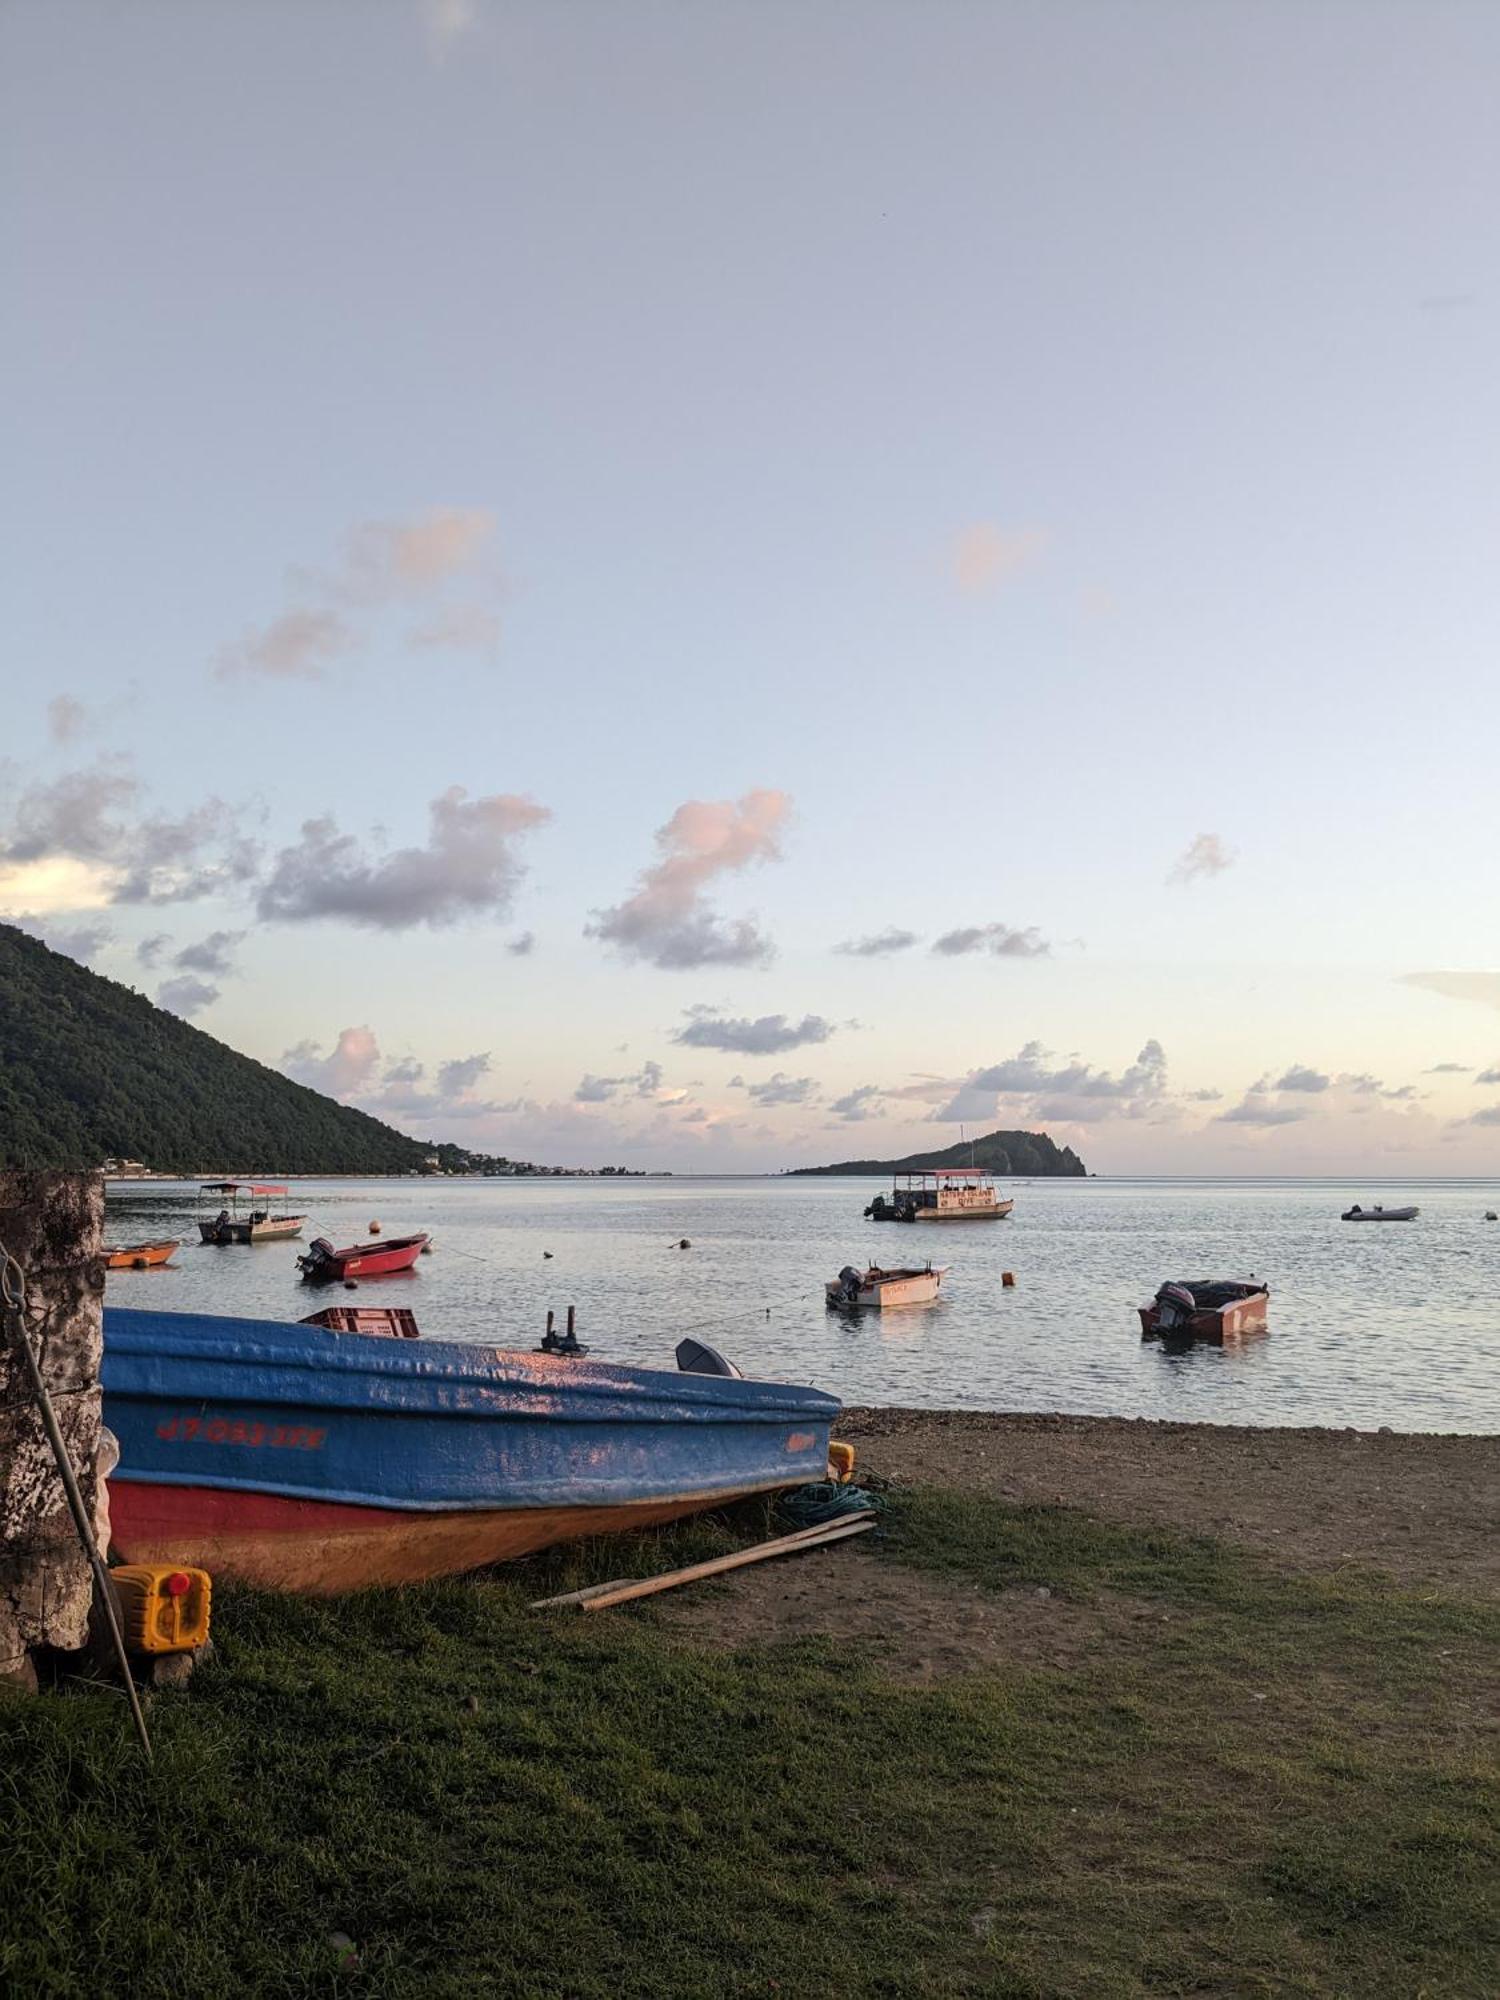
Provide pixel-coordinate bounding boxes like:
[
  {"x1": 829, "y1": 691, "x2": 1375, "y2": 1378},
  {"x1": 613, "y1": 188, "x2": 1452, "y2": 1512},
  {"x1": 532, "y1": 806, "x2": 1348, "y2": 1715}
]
[{"x1": 530, "y1": 1513, "x2": 878, "y2": 1613}]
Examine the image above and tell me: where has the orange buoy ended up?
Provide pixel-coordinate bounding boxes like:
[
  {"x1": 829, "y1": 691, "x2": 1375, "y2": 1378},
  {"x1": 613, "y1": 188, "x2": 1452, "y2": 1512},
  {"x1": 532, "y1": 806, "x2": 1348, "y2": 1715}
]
[
  {"x1": 369, "y1": 1221, "x2": 381, "y2": 1235},
  {"x1": 1002, "y1": 1271, "x2": 1016, "y2": 1288}
]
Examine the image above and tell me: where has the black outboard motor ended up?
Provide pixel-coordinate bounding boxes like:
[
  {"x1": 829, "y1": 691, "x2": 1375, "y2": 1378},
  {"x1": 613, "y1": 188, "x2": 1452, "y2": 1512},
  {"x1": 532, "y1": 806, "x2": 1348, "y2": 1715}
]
[
  {"x1": 838, "y1": 1264, "x2": 864, "y2": 1304},
  {"x1": 1154, "y1": 1281, "x2": 1198, "y2": 1332},
  {"x1": 297, "y1": 1237, "x2": 335, "y2": 1281}
]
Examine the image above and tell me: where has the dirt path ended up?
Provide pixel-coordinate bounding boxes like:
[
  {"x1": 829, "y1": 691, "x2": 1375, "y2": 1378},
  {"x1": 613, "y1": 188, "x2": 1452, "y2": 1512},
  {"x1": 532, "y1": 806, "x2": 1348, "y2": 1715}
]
[{"x1": 837, "y1": 1408, "x2": 1500, "y2": 1597}]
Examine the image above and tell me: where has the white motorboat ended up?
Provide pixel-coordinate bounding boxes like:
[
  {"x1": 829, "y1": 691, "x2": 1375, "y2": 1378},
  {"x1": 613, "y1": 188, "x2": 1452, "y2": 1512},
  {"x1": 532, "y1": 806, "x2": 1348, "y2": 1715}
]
[
  {"x1": 1341, "y1": 1203, "x2": 1418, "y2": 1222},
  {"x1": 826, "y1": 1263, "x2": 947, "y2": 1309}
]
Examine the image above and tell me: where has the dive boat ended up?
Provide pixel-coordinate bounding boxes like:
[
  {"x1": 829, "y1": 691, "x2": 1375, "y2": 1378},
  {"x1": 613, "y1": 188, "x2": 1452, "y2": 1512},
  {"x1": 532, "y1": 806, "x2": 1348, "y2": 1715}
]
[
  {"x1": 1138, "y1": 1278, "x2": 1269, "y2": 1343},
  {"x1": 865, "y1": 1169, "x2": 1013, "y2": 1222},
  {"x1": 297, "y1": 1232, "x2": 430, "y2": 1282},
  {"x1": 826, "y1": 1263, "x2": 946, "y2": 1309},
  {"x1": 100, "y1": 1306, "x2": 839, "y2": 1593},
  {"x1": 1341, "y1": 1203, "x2": 1418, "y2": 1222},
  {"x1": 103, "y1": 1239, "x2": 180, "y2": 1271},
  {"x1": 198, "y1": 1182, "x2": 307, "y2": 1244}
]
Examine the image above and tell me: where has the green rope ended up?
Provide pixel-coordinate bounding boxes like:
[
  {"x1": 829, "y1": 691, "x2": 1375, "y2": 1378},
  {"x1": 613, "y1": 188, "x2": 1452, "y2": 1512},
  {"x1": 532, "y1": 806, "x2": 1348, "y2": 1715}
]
[{"x1": 777, "y1": 1481, "x2": 884, "y2": 1530}]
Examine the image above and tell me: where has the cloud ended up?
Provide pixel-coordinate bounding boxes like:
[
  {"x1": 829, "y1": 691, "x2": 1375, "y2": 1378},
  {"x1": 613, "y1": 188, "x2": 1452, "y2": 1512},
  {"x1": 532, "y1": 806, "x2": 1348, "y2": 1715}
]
[
  {"x1": 835, "y1": 928, "x2": 919, "y2": 957},
  {"x1": 136, "y1": 933, "x2": 172, "y2": 969},
  {"x1": 829, "y1": 1083, "x2": 883, "y2": 1122},
  {"x1": 1465, "y1": 1105, "x2": 1500, "y2": 1127},
  {"x1": 1426, "y1": 1062, "x2": 1471, "y2": 1073},
  {"x1": 156, "y1": 974, "x2": 220, "y2": 1019},
  {"x1": 258, "y1": 787, "x2": 550, "y2": 929},
  {"x1": 507, "y1": 931, "x2": 536, "y2": 956},
  {"x1": 1216, "y1": 1094, "x2": 1309, "y2": 1127},
  {"x1": 731, "y1": 1071, "x2": 817, "y2": 1107},
  {"x1": 1169, "y1": 833, "x2": 1235, "y2": 885},
  {"x1": 47, "y1": 694, "x2": 87, "y2": 745},
  {"x1": 173, "y1": 929, "x2": 245, "y2": 977},
  {"x1": 937, "y1": 1039, "x2": 1171, "y2": 1124},
  {"x1": 573, "y1": 1058, "x2": 668, "y2": 1104},
  {"x1": 282, "y1": 1025, "x2": 382, "y2": 1098},
  {"x1": 952, "y1": 524, "x2": 1046, "y2": 593},
  {"x1": 324, "y1": 508, "x2": 498, "y2": 604},
  {"x1": 10, "y1": 914, "x2": 113, "y2": 963},
  {"x1": 1475, "y1": 1067, "x2": 1500, "y2": 1086},
  {"x1": 1402, "y1": 972, "x2": 1500, "y2": 1012},
  {"x1": 1274, "y1": 1065, "x2": 1329, "y2": 1093},
  {"x1": 214, "y1": 609, "x2": 359, "y2": 682},
  {"x1": 587, "y1": 789, "x2": 789, "y2": 969},
  {"x1": 0, "y1": 760, "x2": 261, "y2": 907},
  {"x1": 421, "y1": 0, "x2": 479, "y2": 63},
  {"x1": 672, "y1": 1007, "x2": 835, "y2": 1056},
  {"x1": 406, "y1": 606, "x2": 501, "y2": 656},
  {"x1": 931, "y1": 923, "x2": 1049, "y2": 959}
]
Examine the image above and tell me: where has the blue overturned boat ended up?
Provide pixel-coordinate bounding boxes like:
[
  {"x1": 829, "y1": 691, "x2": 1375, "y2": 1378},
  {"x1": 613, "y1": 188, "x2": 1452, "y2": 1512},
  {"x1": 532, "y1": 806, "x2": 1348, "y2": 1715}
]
[{"x1": 101, "y1": 1308, "x2": 839, "y2": 1593}]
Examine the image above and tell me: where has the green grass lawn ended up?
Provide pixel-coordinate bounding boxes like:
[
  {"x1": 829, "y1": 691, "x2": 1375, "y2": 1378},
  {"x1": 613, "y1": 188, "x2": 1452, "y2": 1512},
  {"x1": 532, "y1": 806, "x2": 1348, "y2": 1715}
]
[{"x1": 2, "y1": 1489, "x2": 1495, "y2": 1999}]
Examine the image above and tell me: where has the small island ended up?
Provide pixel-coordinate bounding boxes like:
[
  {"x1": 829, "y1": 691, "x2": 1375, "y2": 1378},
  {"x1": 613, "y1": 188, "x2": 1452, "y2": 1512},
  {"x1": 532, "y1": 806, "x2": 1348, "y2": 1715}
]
[{"x1": 788, "y1": 1128, "x2": 1086, "y2": 1177}]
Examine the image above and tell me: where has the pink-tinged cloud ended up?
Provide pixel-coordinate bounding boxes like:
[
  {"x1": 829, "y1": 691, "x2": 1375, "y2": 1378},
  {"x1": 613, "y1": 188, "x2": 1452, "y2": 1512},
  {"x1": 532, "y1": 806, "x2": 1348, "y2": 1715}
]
[
  {"x1": 336, "y1": 507, "x2": 497, "y2": 601},
  {"x1": 952, "y1": 523, "x2": 1046, "y2": 593},
  {"x1": 1169, "y1": 833, "x2": 1235, "y2": 885},
  {"x1": 215, "y1": 609, "x2": 358, "y2": 681},
  {"x1": 588, "y1": 788, "x2": 790, "y2": 969},
  {"x1": 47, "y1": 694, "x2": 88, "y2": 744},
  {"x1": 282, "y1": 1025, "x2": 382, "y2": 1098},
  {"x1": 258, "y1": 787, "x2": 550, "y2": 930}
]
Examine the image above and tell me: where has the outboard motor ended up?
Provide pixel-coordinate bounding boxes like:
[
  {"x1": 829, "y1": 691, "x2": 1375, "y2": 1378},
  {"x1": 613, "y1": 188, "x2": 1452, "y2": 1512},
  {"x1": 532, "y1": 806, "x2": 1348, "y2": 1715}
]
[
  {"x1": 838, "y1": 1264, "x2": 864, "y2": 1305},
  {"x1": 297, "y1": 1237, "x2": 335, "y2": 1280},
  {"x1": 1154, "y1": 1282, "x2": 1197, "y2": 1332}
]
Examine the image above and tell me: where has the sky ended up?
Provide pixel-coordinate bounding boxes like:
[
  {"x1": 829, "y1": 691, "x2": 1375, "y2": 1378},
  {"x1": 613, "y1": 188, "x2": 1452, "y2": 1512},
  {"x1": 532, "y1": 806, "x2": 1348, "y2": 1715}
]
[{"x1": 3, "y1": 0, "x2": 1499, "y2": 1173}]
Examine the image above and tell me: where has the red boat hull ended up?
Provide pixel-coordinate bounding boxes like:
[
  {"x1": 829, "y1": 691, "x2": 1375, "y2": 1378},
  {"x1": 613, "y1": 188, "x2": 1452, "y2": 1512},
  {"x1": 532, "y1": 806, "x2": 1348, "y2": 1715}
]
[{"x1": 301, "y1": 1233, "x2": 429, "y2": 1281}]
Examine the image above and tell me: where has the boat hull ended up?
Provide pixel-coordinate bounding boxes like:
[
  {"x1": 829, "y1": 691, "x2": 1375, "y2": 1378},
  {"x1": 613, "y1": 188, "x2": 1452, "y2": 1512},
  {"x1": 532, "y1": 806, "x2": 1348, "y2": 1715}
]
[
  {"x1": 1341, "y1": 1207, "x2": 1418, "y2": 1222},
  {"x1": 300, "y1": 1233, "x2": 428, "y2": 1281},
  {"x1": 199, "y1": 1216, "x2": 307, "y2": 1244},
  {"x1": 101, "y1": 1307, "x2": 838, "y2": 1592},
  {"x1": 825, "y1": 1267, "x2": 944, "y2": 1308},
  {"x1": 1138, "y1": 1292, "x2": 1268, "y2": 1343},
  {"x1": 104, "y1": 1240, "x2": 180, "y2": 1270},
  {"x1": 107, "y1": 1481, "x2": 776, "y2": 1592},
  {"x1": 912, "y1": 1202, "x2": 1013, "y2": 1221}
]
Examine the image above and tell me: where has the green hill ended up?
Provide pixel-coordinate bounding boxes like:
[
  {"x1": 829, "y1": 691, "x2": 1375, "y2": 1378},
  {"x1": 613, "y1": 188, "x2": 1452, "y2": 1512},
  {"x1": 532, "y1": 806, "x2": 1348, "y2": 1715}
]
[
  {"x1": 789, "y1": 1128, "x2": 1086, "y2": 1177},
  {"x1": 0, "y1": 923, "x2": 433, "y2": 1174}
]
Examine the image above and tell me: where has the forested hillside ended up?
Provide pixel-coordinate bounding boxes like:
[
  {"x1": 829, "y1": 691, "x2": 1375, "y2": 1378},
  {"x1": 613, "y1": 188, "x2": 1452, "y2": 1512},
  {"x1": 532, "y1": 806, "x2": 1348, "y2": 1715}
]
[
  {"x1": 790, "y1": 1128, "x2": 1087, "y2": 1176},
  {"x1": 0, "y1": 924, "x2": 432, "y2": 1173}
]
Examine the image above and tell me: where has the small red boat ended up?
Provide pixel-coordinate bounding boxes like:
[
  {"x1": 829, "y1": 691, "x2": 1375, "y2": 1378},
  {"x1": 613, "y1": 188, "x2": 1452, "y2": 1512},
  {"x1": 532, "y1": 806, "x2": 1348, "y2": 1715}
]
[
  {"x1": 297, "y1": 1233, "x2": 430, "y2": 1283},
  {"x1": 1138, "y1": 1278, "x2": 1268, "y2": 1343}
]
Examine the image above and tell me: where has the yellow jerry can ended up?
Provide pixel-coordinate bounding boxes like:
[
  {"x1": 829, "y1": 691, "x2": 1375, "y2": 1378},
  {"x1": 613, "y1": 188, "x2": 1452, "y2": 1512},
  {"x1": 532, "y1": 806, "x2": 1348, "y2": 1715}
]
[{"x1": 109, "y1": 1565, "x2": 212, "y2": 1655}]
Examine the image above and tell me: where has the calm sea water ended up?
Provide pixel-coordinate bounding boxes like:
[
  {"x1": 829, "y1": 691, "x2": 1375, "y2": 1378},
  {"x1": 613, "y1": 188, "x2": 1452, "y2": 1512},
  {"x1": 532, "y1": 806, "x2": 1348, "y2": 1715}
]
[{"x1": 100, "y1": 1176, "x2": 1500, "y2": 1434}]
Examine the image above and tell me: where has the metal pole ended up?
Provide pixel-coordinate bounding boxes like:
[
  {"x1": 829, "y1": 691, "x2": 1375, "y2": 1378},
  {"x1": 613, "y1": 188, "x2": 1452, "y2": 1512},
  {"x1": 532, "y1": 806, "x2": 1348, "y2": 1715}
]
[{"x1": 0, "y1": 1249, "x2": 152, "y2": 1762}]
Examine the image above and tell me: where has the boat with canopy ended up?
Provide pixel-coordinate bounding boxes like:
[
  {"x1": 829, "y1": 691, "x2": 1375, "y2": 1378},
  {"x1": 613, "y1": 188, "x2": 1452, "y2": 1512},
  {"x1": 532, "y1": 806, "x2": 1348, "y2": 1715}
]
[{"x1": 197, "y1": 1183, "x2": 307, "y2": 1245}]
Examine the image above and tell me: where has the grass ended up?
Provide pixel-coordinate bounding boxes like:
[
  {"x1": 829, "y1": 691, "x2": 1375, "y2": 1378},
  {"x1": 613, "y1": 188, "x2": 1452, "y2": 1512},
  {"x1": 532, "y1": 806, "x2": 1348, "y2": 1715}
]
[{"x1": 1, "y1": 1489, "x2": 1496, "y2": 1999}]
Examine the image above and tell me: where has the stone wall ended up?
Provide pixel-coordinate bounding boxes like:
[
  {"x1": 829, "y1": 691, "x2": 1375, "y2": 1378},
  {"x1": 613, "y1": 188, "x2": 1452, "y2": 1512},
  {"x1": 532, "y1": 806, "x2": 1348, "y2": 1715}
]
[{"x1": 0, "y1": 1171, "x2": 105, "y2": 1689}]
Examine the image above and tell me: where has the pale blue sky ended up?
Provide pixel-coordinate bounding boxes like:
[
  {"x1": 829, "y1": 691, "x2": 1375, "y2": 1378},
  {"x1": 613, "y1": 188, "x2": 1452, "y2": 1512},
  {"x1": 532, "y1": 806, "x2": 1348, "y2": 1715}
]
[{"x1": 3, "y1": 0, "x2": 1498, "y2": 1169}]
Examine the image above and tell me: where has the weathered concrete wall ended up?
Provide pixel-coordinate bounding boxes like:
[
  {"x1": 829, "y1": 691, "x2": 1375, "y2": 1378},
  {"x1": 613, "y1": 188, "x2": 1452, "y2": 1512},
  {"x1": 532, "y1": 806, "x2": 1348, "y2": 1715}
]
[{"x1": 0, "y1": 1171, "x2": 105, "y2": 1688}]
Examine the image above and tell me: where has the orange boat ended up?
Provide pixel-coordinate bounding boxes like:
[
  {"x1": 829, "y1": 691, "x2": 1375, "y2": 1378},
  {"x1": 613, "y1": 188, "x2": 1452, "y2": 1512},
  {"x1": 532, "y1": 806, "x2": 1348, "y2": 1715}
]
[{"x1": 104, "y1": 1239, "x2": 181, "y2": 1271}]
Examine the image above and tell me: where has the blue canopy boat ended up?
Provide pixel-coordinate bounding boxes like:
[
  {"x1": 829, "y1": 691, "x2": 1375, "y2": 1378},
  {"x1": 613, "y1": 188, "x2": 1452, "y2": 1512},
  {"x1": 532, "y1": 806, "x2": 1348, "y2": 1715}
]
[{"x1": 101, "y1": 1308, "x2": 839, "y2": 1593}]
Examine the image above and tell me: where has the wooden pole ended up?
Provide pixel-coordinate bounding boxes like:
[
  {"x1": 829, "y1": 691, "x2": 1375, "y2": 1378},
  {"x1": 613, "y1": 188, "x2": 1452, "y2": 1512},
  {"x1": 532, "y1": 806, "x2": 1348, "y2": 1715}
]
[{"x1": 530, "y1": 1513, "x2": 878, "y2": 1612}]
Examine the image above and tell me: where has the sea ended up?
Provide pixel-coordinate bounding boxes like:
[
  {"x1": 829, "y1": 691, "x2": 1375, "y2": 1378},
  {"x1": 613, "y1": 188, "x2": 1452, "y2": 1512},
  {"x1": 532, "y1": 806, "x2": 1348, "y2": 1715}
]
[{"x1": 101, "y1": 1176, "x2": 1500, "y2": 1435}]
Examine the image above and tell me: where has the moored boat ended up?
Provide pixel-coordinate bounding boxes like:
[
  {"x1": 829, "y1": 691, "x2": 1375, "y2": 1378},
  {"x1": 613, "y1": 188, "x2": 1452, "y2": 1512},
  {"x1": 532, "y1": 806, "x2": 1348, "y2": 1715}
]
[
  {"x1": 1138, "y1": 1278, "x2": 1269, "y2": 1343},
  {"x1": 826, "y1": 1263, "x2": 946, "y2": 1308},
  {"x1": 297, "y1": 1232, "x2": 430, "y2": 1283},
  {"x1": 100, "y1": 1306, "x2": 839, "y2": 1592},
  {"x1": 198, "y1": 1182, "x2": 308, "y2": 1244},
  {"x1": 104, "y1": 1239, "x2": 180, "y2": 1270},
  {"x1": 865, "y1": 1169, "x2": 1013, "y2": 1222},
  {"x1": 1341, "y1": 1203, "x2": 1418, "y2": 1222}
]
